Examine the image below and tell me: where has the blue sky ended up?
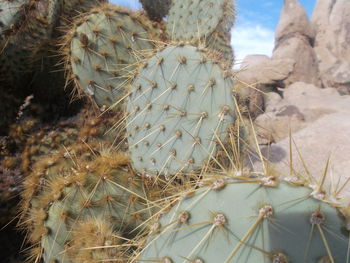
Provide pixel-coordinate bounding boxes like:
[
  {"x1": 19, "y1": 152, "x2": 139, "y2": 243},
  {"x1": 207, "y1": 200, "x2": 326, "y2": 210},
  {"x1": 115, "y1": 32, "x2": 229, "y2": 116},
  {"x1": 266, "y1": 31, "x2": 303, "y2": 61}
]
[{"x1": 110, "y1": 0, "x2": 316, "y2": 65}]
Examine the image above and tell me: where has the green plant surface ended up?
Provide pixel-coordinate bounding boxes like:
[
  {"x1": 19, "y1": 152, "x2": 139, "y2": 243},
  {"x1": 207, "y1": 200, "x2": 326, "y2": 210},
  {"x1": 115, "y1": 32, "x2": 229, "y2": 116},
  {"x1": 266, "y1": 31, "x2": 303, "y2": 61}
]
[
  {"x1": 139, "y1": 178, "x2": 349, "y2": 262},
  {"x1": 126, "y1": 44, "x2": 236, "y2": 178},
  {"x1": 166, "y1": 0, "x2": 235, "y2": 42},
  {"x1": 67, "y1": 4, "x2": 156, "y2": 107}
]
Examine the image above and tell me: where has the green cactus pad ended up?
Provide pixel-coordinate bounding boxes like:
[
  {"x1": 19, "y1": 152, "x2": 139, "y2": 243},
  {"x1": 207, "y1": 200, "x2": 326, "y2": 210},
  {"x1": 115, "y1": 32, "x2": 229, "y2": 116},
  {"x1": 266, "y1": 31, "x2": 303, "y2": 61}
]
[
  {"x1": 140, "y1": 178, "x2": 349, "y2": 262},
  {"x1": 126, "y1": 45, "x2": 236, "y2": 178},
  {"x1": 68, "y1": 4, "x2": 155, "y2": 107},
  {"x1": 26, "y1": 146, "x2": 152, "y2": 263},
  {"x1": 166, "y1": 0, "x2": 235, "y2": 42},
  {"x1": 140, "y1": 0, "x2": 171, "y2": 21}
]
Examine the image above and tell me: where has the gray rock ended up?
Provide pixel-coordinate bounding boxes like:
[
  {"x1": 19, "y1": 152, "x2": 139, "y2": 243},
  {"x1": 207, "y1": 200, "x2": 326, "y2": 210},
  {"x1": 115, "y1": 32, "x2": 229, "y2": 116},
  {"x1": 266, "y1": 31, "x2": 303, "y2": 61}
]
[
  {"x1": 237, "y1": 56, "x2": 295, "y2": 85},
  {"x1": 235, "y1": 55, "x2": 295, "y2": 119},
  {"x1": 254, "y1": 111, "x2": 350, "y2": 201},
  {"x1": 273, "y1": 35, "x2": 321, "y2": 87},
  {"x1": 275, "y1": 0, "x2": 315, "y2": 41},
  {"x1": 254, "y1": 82, "x2": 349, "y2": 143},
  {"x1": 312, "y1": 0, "x2": 350, "y2": 88}
]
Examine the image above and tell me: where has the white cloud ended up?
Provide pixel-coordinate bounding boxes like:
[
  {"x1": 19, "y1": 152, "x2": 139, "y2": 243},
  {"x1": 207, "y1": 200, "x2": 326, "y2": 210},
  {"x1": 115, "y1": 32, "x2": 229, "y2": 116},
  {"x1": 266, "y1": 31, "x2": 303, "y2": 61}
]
[{"x1": 231, "y1": 24, "x2": 275, "y2": 68}]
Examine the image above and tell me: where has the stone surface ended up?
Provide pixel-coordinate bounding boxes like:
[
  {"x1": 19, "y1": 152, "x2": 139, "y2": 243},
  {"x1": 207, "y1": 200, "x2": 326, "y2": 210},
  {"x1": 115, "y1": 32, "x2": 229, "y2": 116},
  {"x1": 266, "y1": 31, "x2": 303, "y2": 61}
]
[
  {"x1": 237, "y1": 55, "x2": 295, "y2": 85},
  {"x1": 273, "y1": 35, "x2": 321, "y2": 87},
  {"x1": 251, "y1": 82, "x2": 350, "y2": 200},
  {"x1": 312, "y1": 0, "x2": 350, "y2": 88},
  {"x1": 254, "y1": 82, "x2": 349, "y2": 143},
  {"x1": 275, "y1": 0, "x2": 315, "y2": 41},
  {"x1": 254, "y1": 112, "x2": 350, "y2": 201}
]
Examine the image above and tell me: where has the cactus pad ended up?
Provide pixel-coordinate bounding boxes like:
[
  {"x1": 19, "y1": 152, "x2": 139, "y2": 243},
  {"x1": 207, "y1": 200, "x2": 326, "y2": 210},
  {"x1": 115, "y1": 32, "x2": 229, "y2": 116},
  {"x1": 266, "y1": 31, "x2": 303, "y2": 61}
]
[
  {"x1": 166, "y1": 0, "x2": 235, "y2": 42},
  {"x1": 126, "y1": 45, "x2": 236, "y2": 177},
  {"x1": 140, "y1": 178, "x2": 349, "y2": 262},
  {"x1": 26, "y1": 145, "x2": 152, "y2": 262},
  {"x1": 67, "y1": 4, "x2": 155, "y2": 107}
]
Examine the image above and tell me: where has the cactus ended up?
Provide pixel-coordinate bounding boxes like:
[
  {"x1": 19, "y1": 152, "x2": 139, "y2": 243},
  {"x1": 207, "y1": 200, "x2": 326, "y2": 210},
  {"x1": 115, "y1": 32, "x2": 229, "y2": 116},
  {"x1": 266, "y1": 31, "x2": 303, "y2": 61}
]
[
  {"x1": 63, "y1": 3, "x2": 158, "y2": 107},
  {"x1": 166, "y1": 0, "x2": 235, "y2": 42},
  {"x1": 126, "y1": 44, "x2": 237, "y2": 178},
  {"x1": 139, "y1": 0, "x2": 171, "y2": 22},
  {"x1": 139, "y1": 177, "x2": 349, "y2": 262},
  {"x1": 23, "y1": 143, "x2": 157, "y2": 263},
  {"x1": 0, "y1": 0, "x2": 61, "y2": 87},
  {"x1": 0, "y1": 0, "x2": 29, "y2": 38},
  {"x1": 208, "y1": 31, "x2": 235, "y2": 67},
  {"x1": 67, "y1": 218, "x2": 124, "y2": 262}
]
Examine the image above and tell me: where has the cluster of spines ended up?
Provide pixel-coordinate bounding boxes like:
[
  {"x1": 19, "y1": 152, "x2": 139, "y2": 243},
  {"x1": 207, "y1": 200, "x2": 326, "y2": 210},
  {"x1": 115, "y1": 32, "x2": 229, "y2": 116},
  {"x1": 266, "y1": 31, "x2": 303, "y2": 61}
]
[{"x1": 20, "y1": 140, "x2": 159, "y2": 262}]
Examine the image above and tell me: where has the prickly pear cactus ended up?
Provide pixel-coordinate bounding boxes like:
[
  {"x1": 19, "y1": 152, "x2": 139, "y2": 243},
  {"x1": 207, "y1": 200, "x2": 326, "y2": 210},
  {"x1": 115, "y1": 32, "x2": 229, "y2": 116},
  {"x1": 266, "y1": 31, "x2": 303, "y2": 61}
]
[
  {"x1": 139, "y1": 177, "x2": 349, "y2": 262},
  {"x1": 24, "y1": 145, "x2": 153, "y2": 263},
  {"x1": 0, "y1": 0, "x2": 29, "y2": 37},
  {"x1": 166, "y1": 0, "x2": 235, "y2": 42},
  {"x1": 140, "y1": 0, "x2": 171, "y2": 21},
  {"x1": 67, "y1": 218, "x2": 124, "y2": 262},
  {"x1": 126, "y1": 45, "x2": 236, "y2": 178},
  {"x1": 65, "y1": 4, "x2": 157, "y2": 107},
  {"x1": 208, "y1": 31, "x2": 235, "y2": 67},
  {"x1": 0, "y1": 0, "x2": 61, "y2": 86}
]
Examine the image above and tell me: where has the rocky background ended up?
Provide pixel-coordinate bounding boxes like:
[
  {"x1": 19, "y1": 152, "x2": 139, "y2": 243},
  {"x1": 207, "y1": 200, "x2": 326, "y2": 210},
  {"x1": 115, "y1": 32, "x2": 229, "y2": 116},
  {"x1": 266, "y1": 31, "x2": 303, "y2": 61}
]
[{"x1": 236, "y1": 0, "x2": 350, "y2": 199}]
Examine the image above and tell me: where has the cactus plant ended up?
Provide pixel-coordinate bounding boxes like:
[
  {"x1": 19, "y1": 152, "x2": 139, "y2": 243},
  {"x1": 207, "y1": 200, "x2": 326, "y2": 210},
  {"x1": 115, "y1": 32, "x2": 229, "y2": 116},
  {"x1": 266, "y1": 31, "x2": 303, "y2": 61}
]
[
  {"x1": 0, "y1": 0, "x2": 61, "y2": 87},
  {"x1": 139, "y1": 0, "x2": 171, "y2": 22},
  {"x1": 126, "y1": 44, "x2": 237, "y2": 178},
  {"x1": 63, "y1": 3, "x2": 159, "y2": 107},
  {"x1": 166, "y1": 0, "x2": 235, "y2": 42},
  {"x1": 0, "y1": 0, "x2": 29, "y2": 38},
  {"x1": 208, "y1": 31, "x2": 235, "y2": 67},
  {"x1": 23, "y1": 143, "x2": 157, "y2": 263},
  {"x1": 139, "y1": 176, "x2": 349, "y2": 262},
  {"x1": 67, "y1": 218, "x2": 124, "y2": 262}
]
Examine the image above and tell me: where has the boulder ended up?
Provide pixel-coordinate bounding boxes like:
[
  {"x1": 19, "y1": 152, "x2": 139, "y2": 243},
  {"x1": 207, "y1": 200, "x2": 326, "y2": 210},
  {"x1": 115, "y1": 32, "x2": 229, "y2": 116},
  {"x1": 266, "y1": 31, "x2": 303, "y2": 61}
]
[
  {"x1": 254, "y1": 111, "x2": 350, "y2": 201},
  {"x1": 312, "y1": 0, "x2": 350, "y2": 89},
  {"x1": 273, "y1": 35, "x2": 321, "y2": 87},
  {"x1": 237, "y1": 55, "x2": 295, "y2": 85},
  {"x1": 254, "y1": 82, "x2": 349, "y2": 143},
  {"x1": 235, "y1": 55, "x2": 295, "y2": 119},
  {"x1": 275, "y1": 0, "x2": 315, "y2": 42}
]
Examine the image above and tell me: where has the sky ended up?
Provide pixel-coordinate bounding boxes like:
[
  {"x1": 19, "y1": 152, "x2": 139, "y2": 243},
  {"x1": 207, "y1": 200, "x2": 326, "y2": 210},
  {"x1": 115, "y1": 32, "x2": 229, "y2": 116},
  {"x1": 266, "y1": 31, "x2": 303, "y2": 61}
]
[{"x1": 110, "y1": 0, "x2": 317, "y2": 66}]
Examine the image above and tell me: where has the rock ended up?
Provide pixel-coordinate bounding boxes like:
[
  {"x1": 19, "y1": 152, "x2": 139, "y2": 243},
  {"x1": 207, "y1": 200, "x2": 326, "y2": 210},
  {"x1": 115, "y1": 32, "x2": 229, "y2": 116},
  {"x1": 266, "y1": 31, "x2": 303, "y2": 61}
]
[
  {"x1": 240, "y1": 55, "x2": 270, "y2": 69},
  {"x1": 254, "y1": 111, "x2": 350, "y2": 201},
  {"x1": 312, "y1": 0, "x2": 335, "y2": 32},
  {"x1": 275, "y1": 0, "x2": 315, "y2": 42},
  {"x1": 255, "y1": 104, "x2": 306, "y2": 143},
  {"x1": 237, "y1": 55, "x2": 295, "y2": 85},
  {"x1": 328, "y1": 0, "x2": 350, "y2": 62},
  {"x1": 273, "y1": 35, "x2": 321, "y2": 87},
  {"x1": 254, "y1": 82, "x2": 349, "y2": 143},
  {"x1": 312, "y1": 0, "x2": 350, "y2": 88},
  {"x1": 235, "y1": 55, "x2": 295, "y2": 118},
  {"x1": 264, "y1": 92, "x2": 282, "y2": 112}
]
